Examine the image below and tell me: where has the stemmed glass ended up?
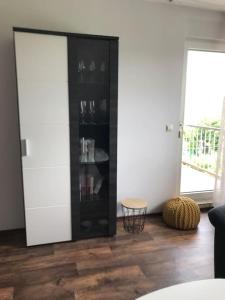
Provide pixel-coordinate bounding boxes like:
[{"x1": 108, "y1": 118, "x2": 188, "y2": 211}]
[
  {"x1": 80, "y1": 100, "x2": 87, "y2": 123},
  {"x1": 89, "y1": 60, "x2": 96, "y2": 83},
  {"x1": 78, "y1": 60, "x2": 85, "y2": 82},
  {"x1": 89, "y1": 61, "x2": 96, "y2": 72},
  {"x1": 89, "y1": 100, "x2": 95, "y2": 123}
]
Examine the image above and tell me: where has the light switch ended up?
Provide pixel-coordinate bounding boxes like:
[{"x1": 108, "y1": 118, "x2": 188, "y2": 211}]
[{"x1": 166, "y1": 124, "x2": 174, "y2": 132}]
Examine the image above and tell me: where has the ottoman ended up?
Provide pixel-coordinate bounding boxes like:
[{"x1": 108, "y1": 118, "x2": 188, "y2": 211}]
[{"x1": 163, "y1": 196, "x2": 200, "y2": 230}]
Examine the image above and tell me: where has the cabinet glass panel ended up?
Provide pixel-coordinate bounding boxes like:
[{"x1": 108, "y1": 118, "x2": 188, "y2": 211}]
[{"x1": 69, "y1": 37, "x2": 111, "y2": 238}]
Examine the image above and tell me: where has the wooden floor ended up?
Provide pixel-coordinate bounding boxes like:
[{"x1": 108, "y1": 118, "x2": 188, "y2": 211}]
[{"x1": 0, "y1": 213, "x2": 214, "y2": 300}]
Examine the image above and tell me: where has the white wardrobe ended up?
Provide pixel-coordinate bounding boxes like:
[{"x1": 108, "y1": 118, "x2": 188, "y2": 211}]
[{"x1": 14, "y1": 31, "x2": 71, "y2": 246}]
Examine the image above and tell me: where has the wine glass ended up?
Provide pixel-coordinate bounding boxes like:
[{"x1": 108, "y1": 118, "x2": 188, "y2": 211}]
[
  {"x1": 78, "y1": 60, "x2": 85, "y2": 72},
  {"x1": 89, "y1": 100, "x2": 95, "y2": 123},
  {"x1": 89, "y1": 60, "x2": 96, "y2": 72},
  {"x1": 80, "y1": 100, "x2": 87, "y2": 123},
  {"x1": 78, "y1": 60, "x2": 86, "y2": 82}
]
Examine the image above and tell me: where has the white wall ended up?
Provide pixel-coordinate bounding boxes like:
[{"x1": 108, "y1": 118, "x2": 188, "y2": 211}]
[{"x1": 0, "y1": 0, "x2": 225, "y2": 230}]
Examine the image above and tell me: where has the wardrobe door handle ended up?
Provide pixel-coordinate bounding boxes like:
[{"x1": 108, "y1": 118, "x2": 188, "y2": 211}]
[{"x1": 21, "y1": 139, "x2": 29, "y2": 157}]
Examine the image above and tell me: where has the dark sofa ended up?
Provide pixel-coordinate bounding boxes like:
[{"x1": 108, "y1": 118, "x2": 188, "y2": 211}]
[{"x1": 208, "y1": 205, "x2": 225, "y2": 278}]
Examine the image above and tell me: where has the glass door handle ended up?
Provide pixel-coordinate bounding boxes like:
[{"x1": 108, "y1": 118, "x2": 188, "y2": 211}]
[{"x1": 21, "y1": 139, "x2": 29, "y2": 157}]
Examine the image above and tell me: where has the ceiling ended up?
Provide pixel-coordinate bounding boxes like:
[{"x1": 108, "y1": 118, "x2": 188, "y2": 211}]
[{"x1": 147, "y1": 0, "x2": 225, "y2": 12}]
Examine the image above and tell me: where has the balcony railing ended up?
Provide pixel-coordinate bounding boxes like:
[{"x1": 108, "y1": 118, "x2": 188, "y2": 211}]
[{"x1": 182, "y1": 125, "x2": 220, "y2": 175}]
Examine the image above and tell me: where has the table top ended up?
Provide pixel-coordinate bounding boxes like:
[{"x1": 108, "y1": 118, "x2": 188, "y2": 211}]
[
  {"x1": 121, "y1": 198, "x2": 147, "y2": 209},
  {"x1": 136, "y1": 279, "x2": 225, "y2": 300}
]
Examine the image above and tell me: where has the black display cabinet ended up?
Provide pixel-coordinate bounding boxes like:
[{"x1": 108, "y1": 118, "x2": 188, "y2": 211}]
[{"x1": 68, "y1": 35, "x2": 118, "y2": 240}]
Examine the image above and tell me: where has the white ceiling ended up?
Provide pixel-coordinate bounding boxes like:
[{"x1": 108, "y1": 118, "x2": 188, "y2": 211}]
[{"x1": 147, "y1": 0, "x2": 225, "y2": 12}]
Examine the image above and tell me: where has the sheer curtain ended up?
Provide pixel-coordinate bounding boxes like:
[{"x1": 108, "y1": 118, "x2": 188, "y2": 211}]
[{"x1": 214, "y1": 98, "x2": 225, "y2": 207}]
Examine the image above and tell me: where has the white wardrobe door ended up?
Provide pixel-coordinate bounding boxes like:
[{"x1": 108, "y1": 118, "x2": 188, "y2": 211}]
[
  {"x1": 22, "y1": 167, "x2": 70, "y2": 209},
  {"x1": 15, "y1": 32, "x2": 68, "y2": 82},
  {"x1": 17, "y1": 81, "x2": 69, "y2": 124},
  {"x1": 26, "y1": 206, "x2": 71, "y2": 246},
  {"x1": 20, "y1": 124, "x2": 70, "y2": 168},
  {"x1": 15, "y1": 32, "x2": 71, "y2": 246}
]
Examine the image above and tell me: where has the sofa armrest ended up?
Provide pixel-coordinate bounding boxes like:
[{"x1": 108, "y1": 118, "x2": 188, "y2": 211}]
[{"x1": 208, "y1": 205, "x2": 225, "y2": 231}]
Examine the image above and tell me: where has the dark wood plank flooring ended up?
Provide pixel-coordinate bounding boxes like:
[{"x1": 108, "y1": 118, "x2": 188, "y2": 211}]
[{"x1": 0, "y1": 213, "x2": 214, "y2": 300}]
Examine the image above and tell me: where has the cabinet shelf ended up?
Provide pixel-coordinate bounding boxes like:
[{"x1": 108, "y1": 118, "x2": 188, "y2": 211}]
[
  {"x1": 79, "y1": 122, "x2": 109, "y2": 127},
  {"x1": 77, "y1": 81, "x2": 106, "y2": 86},
  {"x1": 80, "y1": 159, "x2": 109, "y2": 165}
]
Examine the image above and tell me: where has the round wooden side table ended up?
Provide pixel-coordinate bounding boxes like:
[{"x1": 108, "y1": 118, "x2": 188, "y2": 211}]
[{"x1": 121, "y1": 198, "x2": 148, "y2": 233}]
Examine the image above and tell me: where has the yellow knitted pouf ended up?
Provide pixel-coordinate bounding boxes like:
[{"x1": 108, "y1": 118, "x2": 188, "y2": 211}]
[{"x1": 163, "y1": 197, "x2": 200, "y2": 230}]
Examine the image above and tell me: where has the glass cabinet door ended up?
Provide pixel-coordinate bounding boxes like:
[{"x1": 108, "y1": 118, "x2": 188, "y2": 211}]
[{"x1": 68, "y1": 37, "x2": 112, "y2": 238}]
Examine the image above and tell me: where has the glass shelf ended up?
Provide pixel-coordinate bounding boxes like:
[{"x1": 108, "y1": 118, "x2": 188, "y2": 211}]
[
  {"x1": 76, "y1": 81, "x2": 106, "y2": 86},
  {"x1": 80, "y1": 159, "x2": 109, "y2": 165},
  {"x1": 79, "y1": 122, "x2": 109, "y2": 126}
]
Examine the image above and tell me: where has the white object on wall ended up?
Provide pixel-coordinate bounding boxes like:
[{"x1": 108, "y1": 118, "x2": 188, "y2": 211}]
[{"x1": 166, "y1": 124, "x2": 174, "y2": 132}]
